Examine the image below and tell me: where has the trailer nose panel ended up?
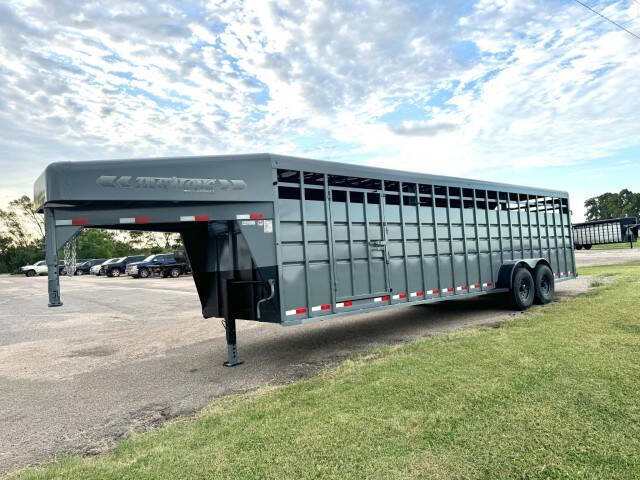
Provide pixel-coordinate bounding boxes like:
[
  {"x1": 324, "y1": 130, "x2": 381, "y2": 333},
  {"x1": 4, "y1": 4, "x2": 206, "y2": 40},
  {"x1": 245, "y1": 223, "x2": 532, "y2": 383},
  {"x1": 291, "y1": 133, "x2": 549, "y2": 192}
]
[{"x1": 34, "y1": 153, "x2": 274, "y2": 212}]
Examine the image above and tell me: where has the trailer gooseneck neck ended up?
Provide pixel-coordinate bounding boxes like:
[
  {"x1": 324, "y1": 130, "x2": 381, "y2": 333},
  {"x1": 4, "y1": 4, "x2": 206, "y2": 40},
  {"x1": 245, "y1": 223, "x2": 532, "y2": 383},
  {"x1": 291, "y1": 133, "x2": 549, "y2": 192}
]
[{"x1": 35, "y1": 153, "x2": 576, "y2": 366}]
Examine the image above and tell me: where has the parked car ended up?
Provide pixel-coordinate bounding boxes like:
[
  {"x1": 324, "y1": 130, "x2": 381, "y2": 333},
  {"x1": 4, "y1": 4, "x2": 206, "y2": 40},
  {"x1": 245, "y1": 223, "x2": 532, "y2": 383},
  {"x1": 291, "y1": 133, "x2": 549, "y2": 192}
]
[
  {"x1": 91, "y1": 258, "x2": 121, "y2": 275},
  {"x1": 74, "y1": 259, "x2": 106, "y2": 276},
  {"x1": 20, "y1": 260, "x2": 48, "y2": 277},
  {"x1": 99, "y1": 255, "x2": 146, "y2": 277},
  {"x1": 126, "y1": 253, "x2": 190, "y2": 278}
]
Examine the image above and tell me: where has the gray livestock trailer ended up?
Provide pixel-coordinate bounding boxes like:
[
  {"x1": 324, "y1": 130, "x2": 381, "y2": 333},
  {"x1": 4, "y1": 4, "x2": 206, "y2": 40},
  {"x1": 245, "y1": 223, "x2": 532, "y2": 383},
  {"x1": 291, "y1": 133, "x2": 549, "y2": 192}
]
[
  {"x1": 35, "y1": 153, "x2": 576, "y2": 366},
  {"x1": 572, "y1": 217, "x2": 638, "y2": 249}
]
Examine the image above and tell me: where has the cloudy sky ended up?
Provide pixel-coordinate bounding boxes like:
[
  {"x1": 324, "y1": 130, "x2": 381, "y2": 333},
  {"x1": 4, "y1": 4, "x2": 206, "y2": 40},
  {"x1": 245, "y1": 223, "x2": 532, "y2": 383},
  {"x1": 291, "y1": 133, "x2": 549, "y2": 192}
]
[{"x1": 1, "y1": 0, "x2": 639, "y2": 220}]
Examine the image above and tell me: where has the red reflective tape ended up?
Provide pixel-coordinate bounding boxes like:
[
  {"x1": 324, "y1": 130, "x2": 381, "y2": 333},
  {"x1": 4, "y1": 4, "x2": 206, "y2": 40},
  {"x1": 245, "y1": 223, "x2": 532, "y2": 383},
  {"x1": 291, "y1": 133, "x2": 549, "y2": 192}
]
[
  {"x1": 194, "y1": 215, "x2": 209, "y2": 222},
  {"x1": 461, "y1": 285, "x2": 468, "y2": 290},
  {"x1": 416, "y1": 291, "x2": 423, "y2": 296},
  {"x1": 321, "y1": 304, "x2": 330, "y2": 311},
  {"x1": 135, "y1": 216, "x2": 151, "y2": 224},
  {"x1": 295, "y1": 307, "x2": 307, "y2": 314},
  {"x1": 433, "y1": 289, "x2": 440, "y2": 294},
  {"x1": 72, "y1": 218, "x2": 88, "y2": 225},
  {"x1": 487, "y1": 282, "x2": 493, "y2": 287},
  {"x1": 381, "y1": 295, "x2": 390, "y2": 301},
  {"x1": 473, "y1": 283, "x2": 480, "y2": 288},
  {"x1": 399, "y1": 293, "x2": 407, "y2": 299},
  {"x1": 344, "y1": 301, "x2": 353, "y2": 307},
  {"x1": 249, "y1": 213, "x2": 264, "y2": 220}
]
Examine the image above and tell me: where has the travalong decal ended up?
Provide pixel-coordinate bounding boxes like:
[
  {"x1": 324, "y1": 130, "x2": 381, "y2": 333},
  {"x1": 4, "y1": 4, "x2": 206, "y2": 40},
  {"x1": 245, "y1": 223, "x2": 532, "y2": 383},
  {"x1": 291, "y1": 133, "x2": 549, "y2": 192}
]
[{"x1": 96, "y1": 175, "x2": 246, "y2": 192}]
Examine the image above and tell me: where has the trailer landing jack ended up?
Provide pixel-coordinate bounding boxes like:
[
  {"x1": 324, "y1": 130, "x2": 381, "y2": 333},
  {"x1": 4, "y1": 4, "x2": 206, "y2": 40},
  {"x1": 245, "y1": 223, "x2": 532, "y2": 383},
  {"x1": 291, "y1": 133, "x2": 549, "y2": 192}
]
[{"x1": 223, "y1": 316, "x2": 243, "y2": 367}]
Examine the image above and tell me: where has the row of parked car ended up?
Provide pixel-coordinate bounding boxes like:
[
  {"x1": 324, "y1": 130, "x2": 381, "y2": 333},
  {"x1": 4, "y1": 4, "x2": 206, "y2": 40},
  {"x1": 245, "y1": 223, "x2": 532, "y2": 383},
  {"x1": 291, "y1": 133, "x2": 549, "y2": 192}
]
[{"x1": 20, "y1": 253, "x2": 191, "y2": 278}]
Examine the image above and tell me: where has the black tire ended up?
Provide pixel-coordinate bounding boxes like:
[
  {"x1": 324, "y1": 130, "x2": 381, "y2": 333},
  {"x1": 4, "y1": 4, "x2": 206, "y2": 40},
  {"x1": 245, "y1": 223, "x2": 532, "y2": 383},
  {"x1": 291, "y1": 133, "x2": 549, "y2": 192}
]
[
  {"x1": 511, "y1": 267, "x2": 535, "y2": 311},
  {"x1": 584, "y1": 244, "x2": 592, "y2": 250},
  {"x1": 169, "y1": 267, "x2": 181, "y2": 278},
  {"x1": 139, "y1": 268, "x2": 150, "y2": 279},
  {"x1": 575, "y1": 244, "x2": 583, "y2": 250},
  {"x1": 25, "y1": 270, "x2": 36, "y2": 277},
  {"x1": 110, "y1": 269, "x2": 121, "y2": 277},
  {"x1": 534, "y1": 264, "x2": 554, "y2": 305}
]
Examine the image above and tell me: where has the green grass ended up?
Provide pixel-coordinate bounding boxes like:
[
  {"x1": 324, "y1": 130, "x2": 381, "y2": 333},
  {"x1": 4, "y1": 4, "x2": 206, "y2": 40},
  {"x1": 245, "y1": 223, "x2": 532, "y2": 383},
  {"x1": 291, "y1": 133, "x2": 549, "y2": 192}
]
[
  {"x1": 588, "y1": 240, "x2": 638, "y2": 250},
  {"x1": 12, "y1": 264, "x2": 640, "y2": 480}
]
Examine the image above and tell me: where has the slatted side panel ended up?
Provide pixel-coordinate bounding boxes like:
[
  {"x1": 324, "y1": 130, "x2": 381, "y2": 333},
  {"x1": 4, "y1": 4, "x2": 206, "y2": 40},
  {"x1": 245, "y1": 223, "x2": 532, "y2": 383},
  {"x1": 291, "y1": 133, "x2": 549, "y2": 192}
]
[{"x1": 275, "y1": 167, "x2": 575, "y2": 322}]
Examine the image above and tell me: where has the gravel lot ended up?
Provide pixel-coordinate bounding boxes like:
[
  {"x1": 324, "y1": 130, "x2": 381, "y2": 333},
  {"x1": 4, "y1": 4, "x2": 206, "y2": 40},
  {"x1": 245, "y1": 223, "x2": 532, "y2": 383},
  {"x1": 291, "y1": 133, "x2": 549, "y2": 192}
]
[
  {"x1": 0, "y1": 250, "x2": 631, "y2": 474},
  {"x1": 574, "y1": 247, "x2": 640, "y2": 266}
]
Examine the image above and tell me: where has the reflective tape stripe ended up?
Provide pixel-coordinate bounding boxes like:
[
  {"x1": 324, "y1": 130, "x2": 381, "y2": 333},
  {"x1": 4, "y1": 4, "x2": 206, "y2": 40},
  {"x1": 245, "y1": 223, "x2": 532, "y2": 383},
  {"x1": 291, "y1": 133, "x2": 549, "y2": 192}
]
[
  {"x1": 410, "y1": 291, "x2": 423, "y2": 297},
  {"x1": 456, "y1": 285, "x2": 468, "y2": 291},
  {"x1": 56, "y1": 218, "x2": 88, "y2": 226},
  {"x1": 482, "y1": 281, "x2": 493, "y2": 287},
  {"x1": 336, "y1": 301, "x2": 353, "y2": 308},
  {"x1": 286, "y1": 307, "x2": 307, "y2": 316},
  {"x1": 426, "y1": 289, "x2": 440, "y2": 295},
  {"x1": 470, "y1": 283, "x2": 480, "y2": 289},
  {"x1": 443, "y1": 287, "x2": 454, "y2": 293},
  {"x1": 236, "y1": 213, "x2": 264, "y2": 220},
  {"x1": 392, "y1": 293, "x2": 407, "y2": 300},
  {"x1": 180, "y1": 215, "x2": 210, "y2": 222},
  {"x1": 374, "y1": 295, "x2": 390, "y2": 302},
  {"x1": 311, "y1": 304, "x2": 331, "y2": 312},
  {"x1": 120, "y1": 217, "x2": 150, "y2": 224}
]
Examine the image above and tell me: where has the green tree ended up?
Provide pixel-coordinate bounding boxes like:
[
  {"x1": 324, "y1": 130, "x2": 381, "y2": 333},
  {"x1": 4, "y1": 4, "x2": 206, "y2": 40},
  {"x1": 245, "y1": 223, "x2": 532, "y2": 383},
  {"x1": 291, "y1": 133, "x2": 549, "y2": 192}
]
[{"x1": 584, "y1": 189, "x2": 640, "y2": 221}]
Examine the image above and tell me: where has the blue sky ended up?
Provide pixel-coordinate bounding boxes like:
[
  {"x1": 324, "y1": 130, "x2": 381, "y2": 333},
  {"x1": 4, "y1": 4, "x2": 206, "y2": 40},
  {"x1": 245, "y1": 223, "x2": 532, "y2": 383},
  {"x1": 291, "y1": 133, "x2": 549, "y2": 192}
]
[{"x1": 0, "y1": 0, "x2": 639, "y2": 220}]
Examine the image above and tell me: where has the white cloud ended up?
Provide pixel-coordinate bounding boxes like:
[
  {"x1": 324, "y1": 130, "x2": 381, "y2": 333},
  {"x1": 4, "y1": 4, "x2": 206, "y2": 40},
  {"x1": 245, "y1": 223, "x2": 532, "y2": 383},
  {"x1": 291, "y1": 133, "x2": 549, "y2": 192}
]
[{"x1": 0, "y1": 0, "x2": 638, "y2": 219}]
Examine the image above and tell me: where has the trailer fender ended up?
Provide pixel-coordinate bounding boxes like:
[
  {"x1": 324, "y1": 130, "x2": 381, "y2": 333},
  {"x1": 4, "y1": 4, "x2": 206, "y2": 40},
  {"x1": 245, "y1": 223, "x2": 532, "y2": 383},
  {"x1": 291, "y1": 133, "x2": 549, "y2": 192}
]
[{"x1": 496, "y1": 258, "x2": 550, "y2": 290}]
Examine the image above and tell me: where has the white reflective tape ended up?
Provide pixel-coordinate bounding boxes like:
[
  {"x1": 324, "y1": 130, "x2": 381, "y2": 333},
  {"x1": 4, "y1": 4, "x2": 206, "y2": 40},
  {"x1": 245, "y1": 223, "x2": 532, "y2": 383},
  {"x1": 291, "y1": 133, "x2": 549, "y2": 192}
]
[
  {"x1": 336, "y1": 302, "x2": 345, "y2": 308},
  {"x1": 482, "y1": 282, "x2": 488, "y2": 287},
  {"x1": 456, "y1": 286, "x2": 462, "y2": 291},
  {"x1": 311, "y1": 305, "x2": 321, "y2": 312},
  {"x1": 236, "y1": 214, "x2": 250, "y2": 220},
  {"x1": 55, "y1": 219, "x2": 72, "y2": 226},
  {"x1": 410, "y1": 292, "x2": 417, "y2": 297},
  {"x1": 119, "y1": 218, "x2": 135, "y2": 224},
  {"x1": 285, "y1": 309, "x2": 297, "y2": 316},
  {"x1": 374, "y1": 297, "x2": 382, "y2": 302},
  {"x1": 180, "y1": 216, "x2": 195, "y2": 222},
  {"x1": 392, "y1": 294, "x2": 400, "y2": 300},
  {"x1": 426, "y1": 290, "x2": 434, "y2": 295}
]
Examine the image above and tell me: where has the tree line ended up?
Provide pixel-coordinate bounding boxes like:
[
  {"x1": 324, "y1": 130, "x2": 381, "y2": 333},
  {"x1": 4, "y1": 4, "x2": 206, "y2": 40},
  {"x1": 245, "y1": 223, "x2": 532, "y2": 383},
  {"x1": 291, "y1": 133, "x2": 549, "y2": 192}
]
[
  {"x1": 584, "y1": 189, "x2": 640, "y2": 222},
  {"x1": 0, "y1": 196, "x2": 182, "y2": 274}
]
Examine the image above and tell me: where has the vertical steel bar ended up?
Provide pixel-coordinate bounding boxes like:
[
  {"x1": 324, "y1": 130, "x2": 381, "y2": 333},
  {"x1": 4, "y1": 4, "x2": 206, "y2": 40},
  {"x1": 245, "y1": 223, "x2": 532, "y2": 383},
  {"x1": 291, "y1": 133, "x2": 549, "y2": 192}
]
[
  {"x1": 298, "y1": 172, "x2": 312, "y2": 312},
  {"x1": 497, "y1": 192, "x2": 505, "y2": 266},
  {"x1": 506, "y1": 192, "x2": 514, "y2": 261},
  {"x1": 472, "y1": 189, "x2": 482, "y2": 289},
  {"x1": 459, "y1": 187, "x2": 470, "y2": 290},
  {"x1": 363, "y1": 191, "x2": 373, "y2": 294},
  {"x1": 558, "y1": 197, "x2": 569, "y2": 274},
  {"x1": 526, "y1": 194, "x2": 533, "y2": 258},
  {"x1": 415, "y1": 183, "x2": 427, "y2": 294},
  {"x1": 272, "y1": 168, "x2": 286, "y2": 322},
  {"x1": 346, "y1": 190, "x2": 355, "y2": 296},
  {"x1": 445, "y1": 187, "x2": 456, "y2": 294},
  {"x1": 551, "y1": 197, "x2": 560, "y2": 273},
  {"x1": 399, "y1": 183, "x2": 410, "y2": 297},
  {"x1": 323, "y1": 175, "x2": 337, "y2": 312},
  {"x1": 536, "y1": 195, "x2": 543, "y2": 259},
  {"x1": 517, "y1": 194, "x2": 525, "y2": 259},
  {"x1": 431, "y1": 185, "x2": 442, "y2": 295},
  {"x1": 566, "y1": 195, "x2": 577, "y2": 274},
  {"x1": 484, "y1": 190, "x2": 494, "y2": 286}
]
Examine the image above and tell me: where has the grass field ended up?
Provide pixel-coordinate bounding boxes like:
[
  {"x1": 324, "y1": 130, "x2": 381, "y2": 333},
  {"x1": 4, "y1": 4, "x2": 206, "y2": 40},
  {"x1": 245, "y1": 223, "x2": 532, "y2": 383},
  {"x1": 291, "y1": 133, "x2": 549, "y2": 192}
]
[
  {"x1": 12, "y1": 264, "x2": 640, "y2": 480},
  {"x1": 590, "y1": 240, "x2": 638, "y2": 250}
]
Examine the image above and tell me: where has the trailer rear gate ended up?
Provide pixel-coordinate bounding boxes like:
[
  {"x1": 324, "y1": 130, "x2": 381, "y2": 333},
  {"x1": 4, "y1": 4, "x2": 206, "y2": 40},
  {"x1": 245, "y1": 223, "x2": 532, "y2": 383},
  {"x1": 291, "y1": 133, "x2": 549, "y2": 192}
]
[{"x1": 35, "y1": 153, "x2": 576, "y2": 366}]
